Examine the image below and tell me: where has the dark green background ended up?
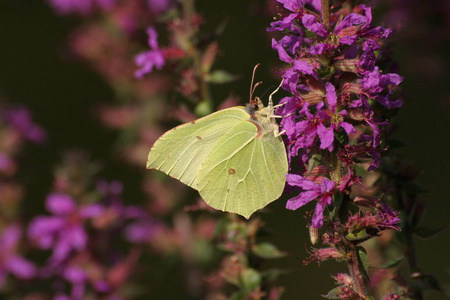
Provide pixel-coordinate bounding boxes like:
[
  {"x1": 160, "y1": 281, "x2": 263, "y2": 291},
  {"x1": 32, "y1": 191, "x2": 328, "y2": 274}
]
[{"x1": 0, "y1": 0, "x2": 449, "y2": 299}]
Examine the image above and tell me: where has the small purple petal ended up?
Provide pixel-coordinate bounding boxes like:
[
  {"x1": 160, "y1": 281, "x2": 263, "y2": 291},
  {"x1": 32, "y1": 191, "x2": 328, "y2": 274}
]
[
  {"x1": 0, "y1": 225, "x2": 21, "y2": 250},
  {"x1": 268, "y1": 13, "x2": 298, "y2": 32},
  {"x1": 317, "y1": 123, "x2": 334, "y2": 150},
  {"x1": 68, "y1": 226, "x2": 88, "y2": 251},
  {"x1": 341, "y1": 122, "x2": 356, "y2": 135},
  {"x1": 51, "y1": 237, "x2": 73, "y2": 262},
  {"x1": 46, "y1": 193, "x2": 76, "y2": 215},
  {"x1": 309, "y1": 43, "x2": 329, "y2": 54},
  {"x1": 79, "y1": 204, "x2": 104, "y2": 218},
  {"x1": 279, "y1": 34, "x2": 302, "y2": 54},
  {"x1": 124, "y1": 221, "x2": 156, "y2": 243},
  {"x1": 293, "y1": 60, "x2": 315, "y2": 76},
  {"x1": 286, "y1": 191, "x2": 319, "y2": 210},
  {"x1": 272, "y1": 39, "x2": 293, "y2": 63},
  {"x1": 339, "y1": 35, "x2": 358, "y2": 45},
  {"x1": 286, "y1": 174, "x2": 317, "y2": 190},
  {"x1": 335, "y1": 13, "x2": 367, "y2": 33},
  {"x1": 146, "y1": 27, "x2": 159, "y2": 49},
  {"x1": 5, "y1": 256, "x2": 36, "y2": 279},
  {"x1": 302, "y1": 15, "x2": 327, "y2": 37},
  {"x1": 28, "y1": 217, "x2": 64, "y2": 248},
  {"x1": 282, "y1": 68, "x2": 300, "y2": 94},
  {"x1": 325, "y1": 82, "x2": 337, "y2": 109},
  {"x1": 312, "y1": 201, "x2": 326, "y2": 228},
  {"x1": 63, "y1": 266, "x2": 87, "y2": 284},
  {"x1": 320, "y1": 178, "x2": 335, "y2": 194}
]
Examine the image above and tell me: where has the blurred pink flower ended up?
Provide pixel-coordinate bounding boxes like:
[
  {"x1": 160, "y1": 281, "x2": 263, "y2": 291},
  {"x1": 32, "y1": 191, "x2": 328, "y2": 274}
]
[
  {"x1": 0, "y1": 225, "x2": 36, "y2": 288},
  {"x1": 28, "y1": 193, "x2": 103, "y2": 263},
  {"x1": 46, "y1": 0, "x2": 115, "y2": 15},
  {"x1": 135, "y1": 27, "x2": 165, "y2": 78}
]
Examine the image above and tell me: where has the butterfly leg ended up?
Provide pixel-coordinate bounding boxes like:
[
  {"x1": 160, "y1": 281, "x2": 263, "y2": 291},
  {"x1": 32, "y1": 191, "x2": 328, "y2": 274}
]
[
  {"x1": 274, "y1": 129, "x2": 286, "y2": 137},
  {"x1": 273, "y1": 102, "x2": 287, "y2": 109}
]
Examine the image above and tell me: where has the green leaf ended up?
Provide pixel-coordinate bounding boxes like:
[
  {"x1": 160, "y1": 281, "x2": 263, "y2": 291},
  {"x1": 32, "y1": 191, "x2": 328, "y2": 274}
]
[
  {"x1": 346, "y1": 229, "x2": 370, "y2": 241},
  {"x1": 194, "y1": 100, "x2": 212, "y2": 116},
  {"x1": 192, "y1": 239, "x2": 215, "y2": 267},
  {"x1": 261, "y1": 268, "x2": 287, "y2": 282},
  {"x1": 415, "y1": 226, "x2": 448, "y2": 240},
  {"x1": 213, "y1": 216, "x2": 227, "y2": 238},
  {"x1": 375, "y1": 256, "x2": 405, "y2": 269},
  {"x1": 239, "y1": 268, "x2": 261, "y2": 293},
  {"x1": 206, "y1": 70, "x2": 238, "y2": 84},
  {"x1": 230, "y1": 291, "x2": 243, "y2": 300},
  {"x1": 334, "y1": 130, "x2": 348, "y2": 145},
  {"x1": 252, "y1": 242, "x2": 286, "y2": 259},
  {"x1": 357, "y1": 246, "x2": 370, "y2": 281},
  {"x1": 321, "y1": 287, "x2": 341, "y2": 299}
]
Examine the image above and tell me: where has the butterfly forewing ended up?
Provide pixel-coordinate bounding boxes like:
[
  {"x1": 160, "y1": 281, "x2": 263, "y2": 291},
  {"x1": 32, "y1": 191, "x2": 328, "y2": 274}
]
[{"x1": 147, "y1": 107, "x2": 249, "y2": 188}]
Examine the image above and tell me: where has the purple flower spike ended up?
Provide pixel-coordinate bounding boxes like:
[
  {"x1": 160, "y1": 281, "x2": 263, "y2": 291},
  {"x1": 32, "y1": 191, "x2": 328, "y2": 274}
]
[
  {"x1": 0, "y1": 225, "x2": 36, "y2": 288},
  {"x1": 286, "y1": 175, "x2": 335, "y2": 228},
  {"x1": 135, "y1": 27, "x2": 165, "y2": 79}
]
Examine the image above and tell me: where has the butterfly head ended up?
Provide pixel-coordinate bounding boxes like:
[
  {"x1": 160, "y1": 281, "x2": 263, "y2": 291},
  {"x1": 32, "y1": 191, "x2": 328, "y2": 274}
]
[{"x1": 245, "y1": 96, "x2": 266, "y2": 116}]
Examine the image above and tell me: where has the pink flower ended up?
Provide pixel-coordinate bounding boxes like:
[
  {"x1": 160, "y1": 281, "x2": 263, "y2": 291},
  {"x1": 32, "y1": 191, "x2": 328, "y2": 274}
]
[
  {"x1": 286, "y1": 175, "x2": 335, "y2": 228},
  {"x1": 135, "y1": 27, "x2": 165, "y2": 79},
  {"x1": 28, "y1": 193, "x2": 103, "y2": 263},
  {"x1": 0, "y1": 225, "x2": 36, "y2": 287},
  {"x1": 317, "y1": 83, "x2": 356, "y2": 151}
]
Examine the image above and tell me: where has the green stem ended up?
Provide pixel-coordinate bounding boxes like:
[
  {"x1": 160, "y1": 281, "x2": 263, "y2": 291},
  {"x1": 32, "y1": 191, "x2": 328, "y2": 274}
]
[
  {"x1": 182, "y1": 0, "x2": 212, "y2": 110},
  {"x1": 347, "y1": 244, "x2": 367, "y2": 297},
  {"x1": 332, "y1": 156, "x2": 367, "y2": 298},
  {"x1": 396, "y1": 188, "x2": 424, "y2": 300}
]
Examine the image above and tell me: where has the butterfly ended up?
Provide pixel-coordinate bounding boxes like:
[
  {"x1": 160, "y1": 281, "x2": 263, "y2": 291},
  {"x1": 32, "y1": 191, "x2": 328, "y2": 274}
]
[{"x1": 147, "y1": 64, "x2": 288, "y2": 218}]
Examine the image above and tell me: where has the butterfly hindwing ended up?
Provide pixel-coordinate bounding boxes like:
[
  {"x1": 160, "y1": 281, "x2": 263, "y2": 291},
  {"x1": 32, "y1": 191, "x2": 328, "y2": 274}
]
[{"x1": 197, "y1": 119, "x2": 287, "y2": 218}]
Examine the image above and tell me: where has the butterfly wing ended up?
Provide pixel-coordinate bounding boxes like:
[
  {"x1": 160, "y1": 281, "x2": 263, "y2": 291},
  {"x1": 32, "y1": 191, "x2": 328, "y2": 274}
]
[
  {"x1": 197, "y1": 120, "x2": 287, "y2": 218},
  {"x1": 147, "y1": 107, "x2": 248, "y2": 188}
]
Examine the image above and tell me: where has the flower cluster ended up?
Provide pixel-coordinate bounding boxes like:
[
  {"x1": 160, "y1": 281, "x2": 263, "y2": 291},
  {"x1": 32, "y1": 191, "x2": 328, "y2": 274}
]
[
  {"x1": 25, "y1": 154, "x2": 159, "y2": 299},
  {"x1": 269, "y1": 0, "x2": 403, "y2": 297},
  {"x1": 270, "y1": 0, "x2": 402, "y2": 228}
]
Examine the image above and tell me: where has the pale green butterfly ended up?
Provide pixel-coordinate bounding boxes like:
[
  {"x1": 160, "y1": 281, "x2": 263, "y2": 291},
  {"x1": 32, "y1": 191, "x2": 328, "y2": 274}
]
[{"x1": 147, "y1": 65, "x2": 288, "y2": 218}]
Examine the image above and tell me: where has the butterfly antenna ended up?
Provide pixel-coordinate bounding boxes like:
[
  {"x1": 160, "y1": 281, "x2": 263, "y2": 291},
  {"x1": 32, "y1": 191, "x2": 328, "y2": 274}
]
[
  {"x1": 250, "y1": 63, "x2": 262, "y2": 105},
  {"x1": 268, "y1": 79, "x2": 284, "y2": 108}
]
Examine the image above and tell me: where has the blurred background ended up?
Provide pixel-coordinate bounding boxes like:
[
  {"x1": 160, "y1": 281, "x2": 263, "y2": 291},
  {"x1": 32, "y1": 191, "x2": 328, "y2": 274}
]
[{"x1": 0, "y1": 0, "x2": 449, "y2": 299}]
